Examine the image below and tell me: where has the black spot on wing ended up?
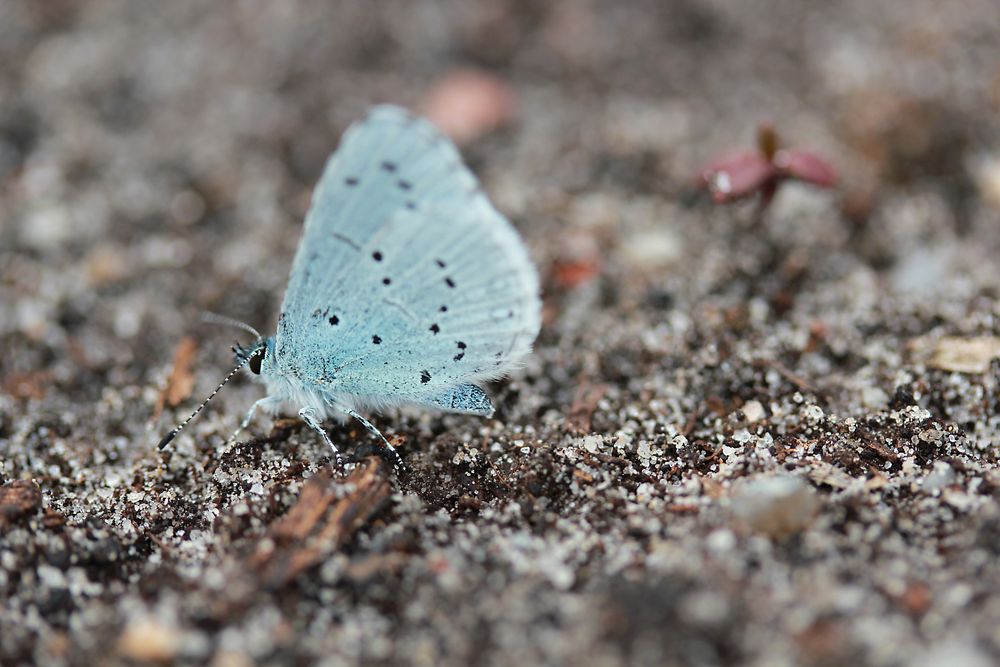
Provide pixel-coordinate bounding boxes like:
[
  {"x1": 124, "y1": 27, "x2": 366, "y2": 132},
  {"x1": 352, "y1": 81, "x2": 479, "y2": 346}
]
[
  {"x1": 420, "y1": 370, "x2": 431, "y2": 384},
  {"x1": 429, "y1": 323, "x2": 440, "y2": 335},
  {"x1": 328, "y1": 315, "x2": 339, "y2": 326},
  {"x1": 345, "y1": 177, "x2": 358, "y2": 186},
  {"x1": 445, "y1": 277, "x2": 456, "y2": 288},
  {"x1": 372, "y1": 251, "x2": 383, "y2": 262},
  {"x1": 372, "y1": 335, "x2": 382, "y2": 344},
  {"x1": 381, "y1": 161, "x2": 397, "y2": 172}
]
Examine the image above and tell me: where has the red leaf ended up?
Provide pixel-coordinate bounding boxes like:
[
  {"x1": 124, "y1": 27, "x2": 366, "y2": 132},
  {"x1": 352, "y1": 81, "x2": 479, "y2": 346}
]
[
  {"x1": 697, "y1": 151, "x2": 774, "y2": 203},
  {"x1": 774, "y1": 150, "x2": 837, "y2": 187}
]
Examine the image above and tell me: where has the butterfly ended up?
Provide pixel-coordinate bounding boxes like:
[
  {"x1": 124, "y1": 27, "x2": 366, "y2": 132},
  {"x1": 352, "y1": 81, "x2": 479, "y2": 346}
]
[{"x1": 159, "y1": 105, "x2": 542, "y2": 471}]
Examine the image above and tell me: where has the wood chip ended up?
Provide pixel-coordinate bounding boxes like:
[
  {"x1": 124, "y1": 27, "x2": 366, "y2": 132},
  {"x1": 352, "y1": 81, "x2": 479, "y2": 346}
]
[
  {"x1": 343, "y1": 552, "x2": 409, "y2": 582},
  {"x1": 248, "y1": 458, "x2": 391, "y2": 588},
  {"x1": 153, "y1": 336, "x2": 198, "y2": 420},
  {"x1": 2, "y1": 370, "x2": 53, "y2": 400},
  {"x1": 864, "y1": 438, "x2": 899, "y2": 462},
  {"x1": 927, "y1": 336, "x2": 1000, "y2": 374},
  {"x1": 567, "y1": 382, "x2": 608, "y2": 433},
  {"x1": 807, "y1": 462, "x2": 854, "y2": 489},
  {"x1": 756, "y1": 359, "x2": 822, "y2": 397},
  {"x1": 0, "y1": 480, "x2": 42, "y2": 530}
]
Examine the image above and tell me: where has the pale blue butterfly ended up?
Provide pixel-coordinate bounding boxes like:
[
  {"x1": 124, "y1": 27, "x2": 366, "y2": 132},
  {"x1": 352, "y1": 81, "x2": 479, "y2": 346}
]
[{"x1": 159, "y1": 105, "x2": 542, "y2": 471}]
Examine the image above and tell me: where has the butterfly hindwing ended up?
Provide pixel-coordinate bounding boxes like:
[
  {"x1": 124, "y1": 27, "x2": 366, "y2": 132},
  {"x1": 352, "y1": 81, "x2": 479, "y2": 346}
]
[{"x1": 324, "y1": 202, "x2": 540, "y2": 396}]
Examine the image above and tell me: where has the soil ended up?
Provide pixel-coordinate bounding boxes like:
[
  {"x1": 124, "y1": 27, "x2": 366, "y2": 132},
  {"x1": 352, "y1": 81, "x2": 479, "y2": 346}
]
[{"x1": 2, "y1": 1, "x2": 1000, "y2": 666}]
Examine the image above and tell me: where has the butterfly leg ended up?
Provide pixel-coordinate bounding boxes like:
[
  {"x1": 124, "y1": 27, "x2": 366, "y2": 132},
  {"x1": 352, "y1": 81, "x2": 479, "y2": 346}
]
[
  {"x1": 334, "y1": 403, "x2": 406, "y2": 472},
  {"x1": 298, "y1": 406, "x2": 345, "y2": 468},
  {"x1": 229, "y1": 396, "x2": 281, "y2": 444}
]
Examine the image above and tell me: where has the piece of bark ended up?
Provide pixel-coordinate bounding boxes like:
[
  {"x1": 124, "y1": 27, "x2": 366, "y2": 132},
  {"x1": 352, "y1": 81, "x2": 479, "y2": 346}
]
[
  {"x1": 249, "y1": 457, "x2": 391, "y2": 588},
  {"x1": 567, "y1": 382, "x2": 608, "y2": 433},
  {"x1": 0, "y1": 480, "x2": 43, "y2": 530},
  {"x1": 928, "y1": 336, "x2": 1000, "y2": 374},
  {"x1": 2, "y1": 370, "x2": 53, "y2": 401},
  {"x1": 153, "y1": 336, "x2": 199, "y2": 420}
]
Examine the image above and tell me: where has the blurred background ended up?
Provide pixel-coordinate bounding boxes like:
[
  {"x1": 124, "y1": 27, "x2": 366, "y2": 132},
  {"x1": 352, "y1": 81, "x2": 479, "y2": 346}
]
[
  {"x1": 1, "y1": 1, "x2": 998, "y2": 377},
  {"x1": 1, "y1": 1, "x2": 1000, "y2": 666}
]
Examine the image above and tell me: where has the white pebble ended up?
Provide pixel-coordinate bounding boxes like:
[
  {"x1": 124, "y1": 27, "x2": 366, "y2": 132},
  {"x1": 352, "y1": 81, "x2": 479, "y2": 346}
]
[{"x1": 731, "y1": 475, "x2": 819, "y2": 536}]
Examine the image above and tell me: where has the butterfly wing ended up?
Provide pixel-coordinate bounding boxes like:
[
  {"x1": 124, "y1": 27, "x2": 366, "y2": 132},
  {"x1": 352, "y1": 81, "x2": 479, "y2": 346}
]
[{"x1": 275, "y1": 106, "x2": 540, "y2": 411}]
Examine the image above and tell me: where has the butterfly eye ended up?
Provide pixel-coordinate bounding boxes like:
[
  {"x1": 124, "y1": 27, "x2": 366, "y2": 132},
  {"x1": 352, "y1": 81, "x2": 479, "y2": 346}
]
[{"x1": 248, "y1": 348, "x2": 264, "y2": 375}]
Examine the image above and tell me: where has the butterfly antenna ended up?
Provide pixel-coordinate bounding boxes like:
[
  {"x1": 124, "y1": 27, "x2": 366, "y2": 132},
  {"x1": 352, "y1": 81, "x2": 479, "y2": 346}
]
[
  {"x1": 200, "y1": 311, "x2": 262, "y2": 340},
  {"x1": 157, "y1": 349, "x2": 260, "y2": 450}
]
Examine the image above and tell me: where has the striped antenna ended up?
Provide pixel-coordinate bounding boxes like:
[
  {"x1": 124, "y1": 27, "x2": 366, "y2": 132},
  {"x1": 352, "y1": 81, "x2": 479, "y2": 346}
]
[
  {"x1": 157, "y1": 347, "x2": 262, "y2": 450},
  {"x1": 200, "y1": 311, "x2": 262, "y2": 340}
]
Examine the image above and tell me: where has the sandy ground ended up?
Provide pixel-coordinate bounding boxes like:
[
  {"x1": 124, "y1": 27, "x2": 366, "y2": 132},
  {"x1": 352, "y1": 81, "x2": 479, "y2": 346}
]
[{"x1": 2, "y1": 1, "x2": 1000, "y2": 665}]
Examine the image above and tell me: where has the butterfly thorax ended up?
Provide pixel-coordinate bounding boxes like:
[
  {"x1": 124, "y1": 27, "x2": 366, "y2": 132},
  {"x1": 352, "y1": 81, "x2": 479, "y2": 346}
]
[{"x1": 246, "y1": 335, "x2": 358, "y2": 422}]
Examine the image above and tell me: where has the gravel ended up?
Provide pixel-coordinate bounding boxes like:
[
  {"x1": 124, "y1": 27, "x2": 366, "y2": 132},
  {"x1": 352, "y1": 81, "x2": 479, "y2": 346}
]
[{"x1": 2, "y1": 1, "x2": 1000, "y2": 665}]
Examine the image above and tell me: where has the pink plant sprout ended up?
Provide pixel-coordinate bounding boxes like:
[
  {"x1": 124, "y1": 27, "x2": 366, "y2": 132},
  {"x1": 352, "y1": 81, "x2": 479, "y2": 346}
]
[{"x1": 697, "y1": 124, "x2": 837, "y2": 208}]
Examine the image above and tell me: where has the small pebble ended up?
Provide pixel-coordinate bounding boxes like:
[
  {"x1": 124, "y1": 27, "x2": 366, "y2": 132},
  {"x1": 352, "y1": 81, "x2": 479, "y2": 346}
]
[{"x1": 731, "y1": 475, "x2": 819, "y2": 537}]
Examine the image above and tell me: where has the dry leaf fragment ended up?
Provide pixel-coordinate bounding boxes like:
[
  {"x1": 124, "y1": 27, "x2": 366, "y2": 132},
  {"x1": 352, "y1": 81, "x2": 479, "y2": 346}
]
[
  {"x1": 928, "y1": 336, "x2": 1000, "y2": 374},
  {"x1": 153, "y1": 336, "x2": 198, "y2": 420},
  {"x1": 420, "y1": 69, "x2": 517, "y2": 145}
]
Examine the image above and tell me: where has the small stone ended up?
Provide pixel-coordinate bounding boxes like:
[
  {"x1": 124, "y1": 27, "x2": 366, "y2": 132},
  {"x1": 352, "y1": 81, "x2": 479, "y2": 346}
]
[
  {"x1": 582, "y1": 435, "x2": 602, "y2": 453},
  {"x1": 915, "y1": 642, "x2": 993, "y2": 667},
  {"x1": 117, "y1": 618, "x2": 181, "y2": 663},
  {"x1": 732, "y1": 429, "x2": 752, "y2": 444},
  {"x1": 211, "y1": 649, "x2": 255, "y2": 667},
  {"x1": 741, "y1": 400, "x2": 765, "y2": 423},
  {"x1": 731, "y1": 475, "x2": 819, "y2": 537},
  {"x1": 861, "y1": 386, "x2": 888, "y2": 409},
  {"x1": 922, "y1": 462, "x2": 955, "y2": 493},
  {"x1": 706, "y1": 528, "x2": 736, "y2": 554},
  {"x1": 918, "y1": 428, "x2": 942, "y2": 443},
  {"x1": 84, "y1": 244, "x2": 129, "y2": 287},
  {"x1": 636, "y1": 439, "x2": 652, "y2": 459},
  {"x1": 803, "y1": 405, "x2": 825, "y2": 423},
  {"x1": 620, "y1": 229, "x2": 683, "y2": 270},
  {"x1": 635, "y1": 482, "x2": 656, "y2": 503},
  {"x1": 973, "y1": 154, "x2": 1000, "y2": 209}
]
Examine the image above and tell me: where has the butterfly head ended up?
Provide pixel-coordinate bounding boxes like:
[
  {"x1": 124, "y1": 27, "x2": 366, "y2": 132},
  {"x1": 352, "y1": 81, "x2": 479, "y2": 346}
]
[{"x1": 232, "y1": 336, "x2": 275, "y2": 379}]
